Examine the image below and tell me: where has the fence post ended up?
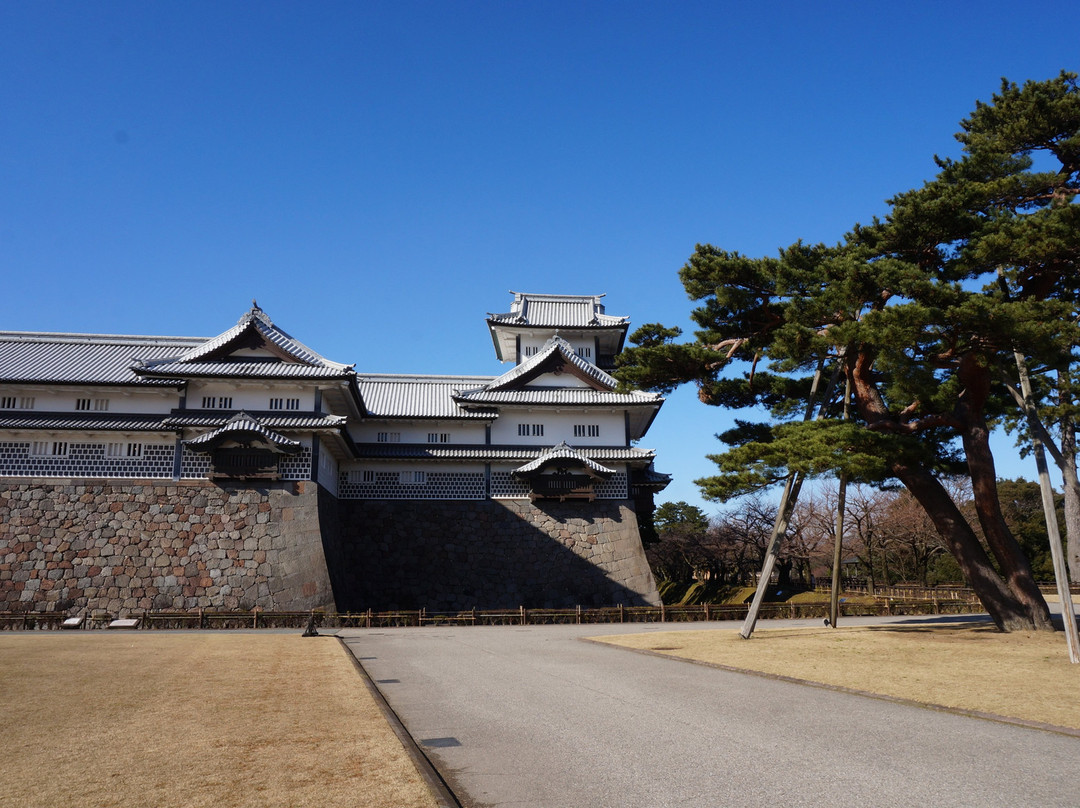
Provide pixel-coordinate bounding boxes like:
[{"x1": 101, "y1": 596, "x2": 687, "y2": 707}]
[
  {"x1": 253, "y1": 608, "x2": 258, "y2": 629},
  {"x1": 520, "y1": 605, "x2": 526, "y2": 625},
  {"x1": 576, "y1": 605, "x2": 582, "y2": 625},
  {"x1": 618, "y1": 603, "x2": 625, "y2": 623},
  {"x1": 366, "y1": 608, "x2": 372, "y2": 629}
]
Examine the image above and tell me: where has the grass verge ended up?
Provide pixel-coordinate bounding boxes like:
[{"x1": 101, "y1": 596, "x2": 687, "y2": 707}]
[
  {"x1": 593, "y1": 622, "x2": 1080, "y2": 732},
  {"x1": 0, "y1": 633, "x2": 438, "y2": 808}
]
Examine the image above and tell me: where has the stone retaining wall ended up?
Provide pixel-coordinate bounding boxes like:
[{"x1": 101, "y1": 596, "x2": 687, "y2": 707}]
[
  {"x1": 1, "y1": 480, "x2": 660, "y2": 614},
  {"x1": 0, "y1": 479, "x2": 335, "y2": 614},
  {"x1": 331, "y1": 498, "x2": 660, "y2": 611}
]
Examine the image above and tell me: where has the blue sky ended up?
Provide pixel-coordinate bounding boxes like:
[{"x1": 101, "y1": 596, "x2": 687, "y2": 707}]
[{"x1": 2, "y1": 1, "x2": 1078, "y2": 514}]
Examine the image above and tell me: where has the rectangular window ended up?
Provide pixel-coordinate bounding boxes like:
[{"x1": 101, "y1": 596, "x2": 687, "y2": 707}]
[
  {"x1": 269, "y1": 397, "x2": 300, "y2": 410},
  {"x1": 31, "y1": 441, "x2": 67, "y2": 457},
  {"x1": 523, "y1": 346, "x2": 539, "y2": 357},
  {"x1": 0, "y1": 397, "x2": 15, "y2": 409},
  {"x1": 126, "y1": 443, "x2": 143, "y2": 458},
  {"x1": 574, "y1": 424, "x2": 599, "y2": 438},
  {"x1": 5, "y1": 396, "x2": 37, "y2": 410},
  {"x1": 427, "y1": 432, "x2": 450, "y2": 443},
  {"x1": 76, "y1": 398, "x2": 92, "y2": 411},
  {"x1": 399, "y1": 470, "x2": 426, "y2": 485},
  {"x1": 107, "y1": 442, "x2": 123, "y2": 457},
  {"x1": 575, "y1": 346, "x2": 592, "y2": 358},
  {"x1": 201, "y1": 396, "x2": 233, "y2": 409},
  {"x1": 347, "y1": 470, "x2": 375, "y2": 483},
  {"x1": 519, "y1": 423, "x2": 544, "y2": 437},
  {"x1": 377, "y1": 432, "x2": 401, "y2": 443},
  {"x1": 94, "y1": 398, "x2": 109, "y2": 411}
]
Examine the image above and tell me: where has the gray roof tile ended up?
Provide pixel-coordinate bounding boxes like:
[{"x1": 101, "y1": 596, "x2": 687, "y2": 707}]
[
  {"x1": 137, "y1": 361, "x2": 350, "y2": 379},
  {"x1": 0, "y1": 332, "x2": 200, "y2": 385},
  {"x1": 183, "y1": 412, "x2": 301, "y2": 451},
  {"x1": 471, "y1": 336, "x2": 618, "y2": 392},
  {"x1": 487, "y1": 293, "x2": 628, "y2": 328},
  {"x1": 514, "y1": 442, "x2": 616, "y2": 476},
  {"x1": 357, "y1": 375, "x2": 495, "y2": 419},
  {"x1": 162, "y1": 412, "x2": 347, "y2": 429},
  {"x1": 0, "y1": 412, "x2": 173, "y2": 431},
  {"x1": 353, "y1": 443, "x2": 657, "y2": 465}
]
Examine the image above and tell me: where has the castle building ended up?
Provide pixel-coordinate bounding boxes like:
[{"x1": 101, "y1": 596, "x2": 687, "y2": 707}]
[{"x1": 0, "y1": 293, "x2": 668, "y2": 614}]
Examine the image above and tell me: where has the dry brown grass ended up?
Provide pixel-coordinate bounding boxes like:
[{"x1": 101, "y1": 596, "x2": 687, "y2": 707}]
[
  {"x1": 0, "y1": 633, "x2": 438, "y2": 808},
  {"x1": 595, "y1": 622, "x2": 1080, "y2": 731}
]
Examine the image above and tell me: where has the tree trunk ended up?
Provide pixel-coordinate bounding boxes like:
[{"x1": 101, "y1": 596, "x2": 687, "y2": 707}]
[
  {"x1": 890, "y1": 460, "x2": 1037, "y2": 631},
  {"x1": 959, "y1": 407, "x2": 1054, "y2": 630},
  {"x1": 851, "y1": 346, "x2": 1039, "y2": 630}
]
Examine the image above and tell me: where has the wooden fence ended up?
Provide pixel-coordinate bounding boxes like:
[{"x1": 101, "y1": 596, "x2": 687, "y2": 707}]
[{"x1": 0, "y1": 596, "x2": 988, "y2": 631}]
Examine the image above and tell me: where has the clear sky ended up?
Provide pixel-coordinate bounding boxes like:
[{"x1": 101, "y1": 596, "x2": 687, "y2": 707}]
[{"x1": 2, "y1": 1, "x2": 1078, "y2": 514}]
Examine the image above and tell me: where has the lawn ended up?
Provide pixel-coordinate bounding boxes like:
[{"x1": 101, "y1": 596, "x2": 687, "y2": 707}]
[
  {"x1": 0, "y1": 633, "x2": 438, "y2": 808},
  {"x1": 594, "y1": 621, "x2": 1080, "y2": 732}
]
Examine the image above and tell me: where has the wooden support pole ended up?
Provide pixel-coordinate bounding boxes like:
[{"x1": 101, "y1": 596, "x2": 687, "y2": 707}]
[
  {"x1": 1015, "y1": 350, "x2": 1080, "y2": 664},
  {"x1": 829, "y1": 374, "x2": 852, "y2": 628},
  {"x1": 741, "y1": 356, "x2": 838, "y2": 640}
]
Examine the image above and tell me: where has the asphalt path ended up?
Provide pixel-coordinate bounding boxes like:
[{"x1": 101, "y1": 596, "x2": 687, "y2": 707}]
[{"x1": 339, "y1": 617, "x2": 1080, "y2": 808}]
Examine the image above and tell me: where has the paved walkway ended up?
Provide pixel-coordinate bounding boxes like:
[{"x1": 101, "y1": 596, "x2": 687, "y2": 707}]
[{"x1": 339, "y1": 618, "x2": 1080, "y2": 808}]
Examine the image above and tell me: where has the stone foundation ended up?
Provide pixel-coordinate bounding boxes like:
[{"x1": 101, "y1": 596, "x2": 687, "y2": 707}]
[
  {"x1": 330, "y1": 499, "x2": 660, "y2": 611},
  {"x1": 1, "y1": 480, "x2": 660, "y2": 613},
  {"x1": 0, "y1": 479, "x2": 335, "y2": 614}
]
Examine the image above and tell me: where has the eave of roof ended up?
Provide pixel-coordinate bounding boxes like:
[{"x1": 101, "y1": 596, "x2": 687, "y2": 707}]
[
  {"x1": 0, "y1": 412, "x2": 176, "y2": 432},
  {"x1": 513, "y1": 442, "x2": 616, "y2": 477},
  {"x1": 182, "y1": 412, "x2": 301, "y2": 453},
  {"x1": 135, "y1": 362, "x2": 353, "y2": 379},
  {"x1": 453, "y1": 389, "x2": 660, "y2": 406},
  {"x1": 352, "y1": 443, "x2": 657, "y2": 464},
  {"x1": 162, "y1": 411, "x2": 348, "y2": 429}
]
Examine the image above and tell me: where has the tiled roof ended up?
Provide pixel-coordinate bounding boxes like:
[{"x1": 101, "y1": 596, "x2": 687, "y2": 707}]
[
  {"x1": 487, "y1": 293, "x2": 628, "y2": 328},
  {"x1": 467, "y1": 336, "x2": 618, "y2": 393},
  {"x1": 136, "y1": 361, "x2": 351, "y2": 379},
  {"x1": 632, "y1": 465, "x2": 673, "y2": 491},
  {"x1": 183, "y1": 412, "x2": 301, "y2": 452},
  {"x1": 0, "y1": 332, "x2": 200, "y2": 385},
  {"x1": 135, "y1": 304, "x2": 353, "y2": 379},
  {"x1": 162, "y1": 412, "x2": 347, "y2": 429},
  {"x1": 357, "y1": 375, "x2": 495, "y2": 419},
  {"x1": 0, "y1": 412, "x2": 174, "y2": 432},
  {"x1": 513, "y1": 442, "x2": 616, "y2": 476},
  {"x1": 453, "y1": 389, "x2": 660, "y2": 406},
  {"x1": 353, "y1": 443, "x2": 657, "y2": 465}
]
